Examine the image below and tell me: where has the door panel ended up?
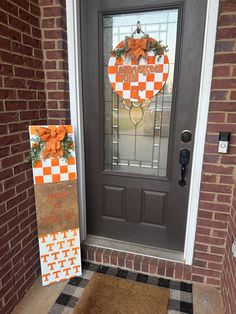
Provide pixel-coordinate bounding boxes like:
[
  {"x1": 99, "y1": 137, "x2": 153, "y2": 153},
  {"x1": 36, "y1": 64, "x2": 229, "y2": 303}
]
[
  {"x1": 81, "y1": 0, "x2": 207, "y2": 252},
  {"x1": 103, "y1": 185, "x2": 125, "y2": 219},
  {"x1": 142, "y1": 190, "x2": 167, "y2": 226}
]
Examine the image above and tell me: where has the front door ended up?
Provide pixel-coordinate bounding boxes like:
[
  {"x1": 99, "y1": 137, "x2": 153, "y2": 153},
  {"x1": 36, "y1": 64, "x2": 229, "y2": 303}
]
[{"x1": 81, "y1": 0, "x2": 207, "y2": 252}]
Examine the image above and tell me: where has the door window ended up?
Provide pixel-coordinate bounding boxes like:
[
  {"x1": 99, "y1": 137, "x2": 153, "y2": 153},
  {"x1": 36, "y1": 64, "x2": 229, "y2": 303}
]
[{"x1": 104, "y1": 10, "x2": 178, "y2": 176}]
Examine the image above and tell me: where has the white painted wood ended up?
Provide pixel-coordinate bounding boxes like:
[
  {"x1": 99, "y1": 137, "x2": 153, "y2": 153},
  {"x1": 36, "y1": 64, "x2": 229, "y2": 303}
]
[
  {"x1": 184, "y1": 0, "x2": 220, "y2": 264},
  {"x1": 66, "y1": 0, "x2": 87, "y2": 240},
  {"x1": 66, "y1": 0, "x2": 220, "y2": 262}
]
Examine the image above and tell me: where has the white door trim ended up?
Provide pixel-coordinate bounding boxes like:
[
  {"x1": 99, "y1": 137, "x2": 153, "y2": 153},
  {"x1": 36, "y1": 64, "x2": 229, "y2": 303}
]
[
  {"x1": 66, "y1": 0, "x2": 220, "y2": 264},
  {"x1": 183, "y1": 0, "x2": 219, "y2": 264},
  {"x1": 66, "y1": 0, "x2": 87, "y2": 240}
]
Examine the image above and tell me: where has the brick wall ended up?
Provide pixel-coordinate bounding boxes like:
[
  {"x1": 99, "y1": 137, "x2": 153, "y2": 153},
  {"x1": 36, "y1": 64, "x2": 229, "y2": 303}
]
[
  {"x1": 0, "y1": 1, "x2": 47, "y2": 313},
  {"x1": 40, "y1": 0, "x2": 70, "y2": 125},
  {"x1": 0, "y1": 0, "x2": 68, "y2": 313},
  {"x1": 191, "y1": 0, "x2": 236, "y2": 289},
  {"x1": 221, "y1": 184, "x2": 236, "y2": 314}
]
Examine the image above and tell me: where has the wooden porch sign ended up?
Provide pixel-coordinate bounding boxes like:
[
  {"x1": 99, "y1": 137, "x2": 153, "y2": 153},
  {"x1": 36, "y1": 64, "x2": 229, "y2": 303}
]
[{"x1": 29, "y1": 125, "x2": 82, "y2": 286}]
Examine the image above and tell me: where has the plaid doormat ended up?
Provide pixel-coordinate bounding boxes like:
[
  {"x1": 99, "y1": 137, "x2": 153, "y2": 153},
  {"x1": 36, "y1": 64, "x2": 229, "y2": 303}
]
[{"x1": 49, "y1": 261, "x2": 193, "y2": 314}]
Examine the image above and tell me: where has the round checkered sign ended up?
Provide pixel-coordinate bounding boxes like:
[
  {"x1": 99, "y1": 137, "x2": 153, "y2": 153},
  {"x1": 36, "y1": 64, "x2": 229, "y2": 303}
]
[{"x1": 108, "y1": 44, "x2": 169, "y2": 103}]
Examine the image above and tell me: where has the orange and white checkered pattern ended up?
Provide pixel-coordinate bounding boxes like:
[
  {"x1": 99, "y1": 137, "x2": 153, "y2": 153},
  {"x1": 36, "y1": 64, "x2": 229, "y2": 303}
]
[
  {"x1": 39, "y1": 228, "x2": 81, "y2": 286},
  {"x1": 108, "y1": 51, "x2": 169, "y2": 103},
  {"x1": 32, "y1": 156, "x2": 77, "y2": 185},
  {"x1": 29, "y1": 126, "x2": 77, "y2": 185}
]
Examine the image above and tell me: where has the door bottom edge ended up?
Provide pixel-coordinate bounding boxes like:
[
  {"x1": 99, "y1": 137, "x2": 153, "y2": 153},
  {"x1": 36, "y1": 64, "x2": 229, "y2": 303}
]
[{"x1": 83, "y1": 234, "x2": 184, "y2": 263}]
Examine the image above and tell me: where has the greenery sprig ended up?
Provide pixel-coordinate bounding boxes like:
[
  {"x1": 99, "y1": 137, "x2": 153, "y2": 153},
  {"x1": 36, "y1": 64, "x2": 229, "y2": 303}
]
[
  {"x1": 112, "y1": 47, "x2": 125, "y2": 58},
  {"x1": 152, "y1": 40, "x2": 168, "y2": 58},
  {"x1": 26, "y1": 135, "x2": 45, "y2": 166},
  {"x1": 61, "y1": 134, "x2": 74, "y2": 160}
]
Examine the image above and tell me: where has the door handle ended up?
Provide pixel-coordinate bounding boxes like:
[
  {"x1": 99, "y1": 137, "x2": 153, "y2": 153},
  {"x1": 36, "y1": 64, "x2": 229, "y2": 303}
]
[{"x1": 179, "y1": 149, "x2": 190, "y2": 186}]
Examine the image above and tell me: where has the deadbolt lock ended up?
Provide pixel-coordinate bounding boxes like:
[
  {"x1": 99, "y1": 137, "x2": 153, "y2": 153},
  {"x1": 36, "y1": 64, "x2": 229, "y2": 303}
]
[{"x1": 181, "y1": 130, "x2": 192, "y2": 143}]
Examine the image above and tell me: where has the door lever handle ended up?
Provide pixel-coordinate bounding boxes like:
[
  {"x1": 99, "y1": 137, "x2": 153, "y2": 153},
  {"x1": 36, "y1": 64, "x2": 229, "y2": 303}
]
[
  {"x1": 179, "y1": 165, "x2": 187, "y2": 186},
  {"x1": 179, "y1": 149, "x2": 190, "y2": 186}
]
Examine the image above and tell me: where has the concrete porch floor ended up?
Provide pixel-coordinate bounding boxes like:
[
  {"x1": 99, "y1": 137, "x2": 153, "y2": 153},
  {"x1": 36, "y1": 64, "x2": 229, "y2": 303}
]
[{"x1": 12, "y1": 275, "x2": 224, "y2": 314}]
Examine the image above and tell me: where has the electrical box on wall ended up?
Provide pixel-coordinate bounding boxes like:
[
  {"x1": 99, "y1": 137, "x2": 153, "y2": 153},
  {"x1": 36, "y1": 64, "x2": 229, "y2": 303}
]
[{"x1": 218, "y1": 132, "x2": 230, "y2": 154}]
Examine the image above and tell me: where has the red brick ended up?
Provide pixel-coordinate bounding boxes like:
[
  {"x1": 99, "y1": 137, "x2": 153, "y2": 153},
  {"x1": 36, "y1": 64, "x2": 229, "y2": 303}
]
[
  {"x1": 43, "y1": 7, "x2": 63, "y2": 17},
  {"x1": 1, "y1": 154, "x2": 23, "y2": 169},
  {"x1": 196, "y1": 235, "x2": 225, "y2": 246},
  {"x1": 208, "y1": 262, "x2": 223, "y2": 271},
  {"x1": 217, "y1": 28, "x2": 236, "y2": 39},
  {"x1": 201, "y1": 183, "x2": 232, "y2": 194},
  {"x1": 230, "y1": 91, "x2": 236, "y2": 100},
  {"x1": 110, "y1": 251, "x2": 118, "y2": 266},
  {"x1": 44, "y1": 30, "x2": 64, "y2": 39},
  {"x1": 215, "y1": 40, "x2": 235, "y2": 52},
  {"x1": 32, "y1": 27, "x2": 41, "y2": 39},
  {"x1": 218, "y1": 14, "x2": 236, "y2": 26},
  {"x1": 30, "y1": 3, "x2": 40, "y2": 16},
  {"x1": 207, "y1": 278, "x2": 221, "y2": 286},
  {"x1": 40, "y1": 0, "x2": 53, "y2": 4},
  {"x1": 194, "y1": 252, "x2": 223, "y2": 263},
  {"x1": 48, "y1": 91, "x2": 69, "y2": 100},
  {"x1": 20, "y1": 111, "x2": 39, "y2": 120},
  {"x1": 12, "y1": 42, "x2": 33, "y2": 56},
  {"x1": 0, "y1": 89, "x2": 17, "y2": 99},
  {"x1": 19, "y1": 9, "x2": 39, "y2": 27},
  {"x1": 46, "y1": 71, "x2": 67, "y2": 79},
  {"x1": 203, "y1": 164, "x2": 234, "y2": 175},
  {"x1": 9, "y1": 15, "x2": 31, "y2": 34},
  {"x1": 1, "y1": 37, "x2": 11, "y2": 50},
  {"x1": 42, "y1": 18, "x2": 55, "y2": 28},
  {"x1": 196, "y1": 226, "x2": 211, "y2": 236},
  {"x1": 0, "y1": 24, "x2": 21, "y2": 41},
  {"x1": 210, "y1": 90, "x2": 228, "y2": 100},
  {"x1": 157, "y1": 260, "x2": 166, "y2": 276},
  {"x1": 192, "y1": 259, "x2": 207, "y2": 268},
  {"x1": 214, "y1": 53, "x2": 236, "y2": 64},
  {"x1": 200, "y1": 202, "x2": 230, "y2": 213},
  {"x1": 198, "y1": 210, "x2": 213, "y2": 219},
  {"x1": 217, "y1": 194, "x2": 232, "y2": 203},
  {"x1": 212, "y1": 229, "x2": 228, "y2": 238},
  {"x1": 198, "y1": 218, "x2": 228, "y2": 230},
  {"x1": 23, "y1": 34, "x2": 41, "y2": 49},
  {"x1": 210, "y1": 246, "x2": 225, "y2": 255},
  {"x1": 213, "y1": 65, "x2": 231, "y2": 77},
  {"x1": 212, "y1": 79, "x2": 236, "y2": 90},
  {"x1": 174, "y1": 263, "x2": 183, "y2": 280},
  {"x1": 15, "y1": 67, "x2": 35, "y2": 78},
  {"x1": 43, "y1": 41, "x2": 55, "y2": 49}
]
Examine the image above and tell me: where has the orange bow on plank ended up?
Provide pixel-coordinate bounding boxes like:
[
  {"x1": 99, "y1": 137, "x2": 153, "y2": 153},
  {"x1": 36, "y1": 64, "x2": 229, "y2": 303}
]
[
  {"x1": 126, "y1": 37, "x2": 149, "y2": 61},
  {"x1": 37, "y1": 126, "x2": 67, "y2": 159}
]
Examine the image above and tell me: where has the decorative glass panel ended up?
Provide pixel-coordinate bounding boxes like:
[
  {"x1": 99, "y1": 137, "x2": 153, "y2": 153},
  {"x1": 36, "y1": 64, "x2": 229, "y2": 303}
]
[{"x1": 104, "y1": 9, "x2": 178, "y2": 176}]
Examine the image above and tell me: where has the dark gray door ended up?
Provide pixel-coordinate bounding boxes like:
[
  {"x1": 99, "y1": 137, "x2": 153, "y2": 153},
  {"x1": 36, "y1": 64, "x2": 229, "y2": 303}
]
[{"x1": 81, "y1": 0, "x2": 207, "y2": 252}]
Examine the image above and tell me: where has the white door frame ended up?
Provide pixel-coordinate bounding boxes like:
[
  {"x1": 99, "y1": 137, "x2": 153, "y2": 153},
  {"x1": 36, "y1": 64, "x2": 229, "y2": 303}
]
[{"x1": 66, "y1": 0, "x2": 219, "y2": 265}]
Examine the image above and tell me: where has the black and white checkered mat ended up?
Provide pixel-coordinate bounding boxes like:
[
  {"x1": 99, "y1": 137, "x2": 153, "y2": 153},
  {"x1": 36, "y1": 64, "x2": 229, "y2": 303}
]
[{"x1": 49, "y1": 261, "x2": 193, "y2": 314}]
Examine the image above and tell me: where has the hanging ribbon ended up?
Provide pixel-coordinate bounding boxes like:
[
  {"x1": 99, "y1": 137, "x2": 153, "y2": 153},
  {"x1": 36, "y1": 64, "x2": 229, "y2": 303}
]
[
  {"x1": 125, "y1": 37, "x2": 149, "y2": 61},
  {"x1": 37, "y1": 126, "x2": 67, "y2": 159}
]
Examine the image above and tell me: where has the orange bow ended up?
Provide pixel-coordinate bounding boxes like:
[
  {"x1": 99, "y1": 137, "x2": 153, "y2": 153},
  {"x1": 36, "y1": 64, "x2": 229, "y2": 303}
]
[
  {"x1": 37, "y1": 126, "x2": 67, "y2": 159},
  {"x1": 126, "y1": 37, "x2": 148, "y2": 61}
]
